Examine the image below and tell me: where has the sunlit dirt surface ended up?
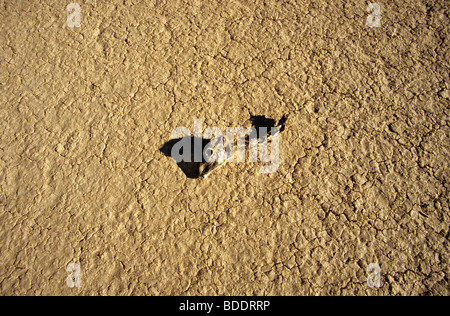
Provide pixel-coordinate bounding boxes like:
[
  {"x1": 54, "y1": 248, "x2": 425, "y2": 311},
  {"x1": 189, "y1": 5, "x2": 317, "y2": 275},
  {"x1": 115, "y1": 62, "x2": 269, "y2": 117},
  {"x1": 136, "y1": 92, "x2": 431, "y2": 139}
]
[{"x1": 0, "y1": 0, "x2": 448, "y2": 295}]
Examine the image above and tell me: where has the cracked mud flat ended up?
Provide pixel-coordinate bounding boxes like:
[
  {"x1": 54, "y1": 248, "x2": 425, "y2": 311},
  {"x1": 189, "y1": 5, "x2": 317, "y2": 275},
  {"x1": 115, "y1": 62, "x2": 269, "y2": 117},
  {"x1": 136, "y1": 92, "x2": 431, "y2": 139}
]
[{"x1": 0, "y1": 0, "x2": 449, "y2": 295}]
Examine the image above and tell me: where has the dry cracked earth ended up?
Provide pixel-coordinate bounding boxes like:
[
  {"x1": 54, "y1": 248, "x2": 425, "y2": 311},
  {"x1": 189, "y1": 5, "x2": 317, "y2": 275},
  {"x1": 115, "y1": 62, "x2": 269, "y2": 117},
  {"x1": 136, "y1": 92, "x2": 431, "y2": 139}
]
[{"x1": 0, "y1": 0, "x2": 449, "y2": 296}]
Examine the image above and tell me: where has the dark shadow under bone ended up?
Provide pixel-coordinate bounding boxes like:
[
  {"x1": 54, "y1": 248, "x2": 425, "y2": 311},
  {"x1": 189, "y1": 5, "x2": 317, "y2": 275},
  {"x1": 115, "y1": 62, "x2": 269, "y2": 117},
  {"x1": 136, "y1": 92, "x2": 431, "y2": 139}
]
[{"x1": 159, "y1": 136, "x2": 212, "y2": 179}]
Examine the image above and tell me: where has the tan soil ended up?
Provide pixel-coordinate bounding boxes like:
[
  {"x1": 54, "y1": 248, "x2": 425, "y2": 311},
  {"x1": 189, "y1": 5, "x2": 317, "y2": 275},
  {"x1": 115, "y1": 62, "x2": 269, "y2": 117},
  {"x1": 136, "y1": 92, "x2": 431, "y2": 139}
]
[{"x1": 0, "y1": 0, "x2": 448, "y2": 295}]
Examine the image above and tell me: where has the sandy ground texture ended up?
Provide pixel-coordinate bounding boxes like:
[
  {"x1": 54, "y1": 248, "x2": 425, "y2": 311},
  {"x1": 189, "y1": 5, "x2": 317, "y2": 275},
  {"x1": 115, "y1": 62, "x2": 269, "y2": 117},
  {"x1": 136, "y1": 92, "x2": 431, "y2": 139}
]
[{"x1": 0, "y1": 0, "x2": 449, "y2": 295}]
